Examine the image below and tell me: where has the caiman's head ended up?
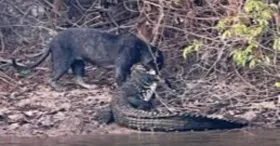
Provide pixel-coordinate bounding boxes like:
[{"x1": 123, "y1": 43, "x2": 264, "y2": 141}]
[
  {"x1": 130, "y1": 64, "x2": 161, "y2": 102},
  {"x1": 131, "y1": 64, "x2": 160, "y2": 82}
]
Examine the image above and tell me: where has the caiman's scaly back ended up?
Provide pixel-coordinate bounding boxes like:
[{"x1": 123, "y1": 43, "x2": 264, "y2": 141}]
[
  {"x1": 100, "y1": 64, "x2": 248, "y2": 132},
  {"x1": 121, "y1": 64, "x2": 160, "y2": 102}
]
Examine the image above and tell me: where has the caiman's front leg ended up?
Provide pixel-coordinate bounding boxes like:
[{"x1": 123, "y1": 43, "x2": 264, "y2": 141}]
[{"x1": 127, "y1": 95, "x2": 156, "y2": 111}]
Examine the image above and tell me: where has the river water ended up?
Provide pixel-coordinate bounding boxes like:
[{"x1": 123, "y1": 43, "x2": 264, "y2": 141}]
[{"x1": 0, "y1": 128, "x2": 280, "y2": 146}]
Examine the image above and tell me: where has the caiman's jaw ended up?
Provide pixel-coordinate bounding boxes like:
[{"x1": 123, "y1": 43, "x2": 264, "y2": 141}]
[
  {"x1": 132, "y1": 64, "x2": 145, "y2": 71},
  {"x1": 133, "y1": 64, "x2": 157, "y2": 74},
  {"x1": 143, "y1": 82, "x2": 158, "y2": 101}
]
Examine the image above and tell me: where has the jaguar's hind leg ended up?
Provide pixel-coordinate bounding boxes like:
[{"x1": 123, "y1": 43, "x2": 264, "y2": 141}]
[
  {"x1": 71, "y1": 60, "x2": 97, "y2": 89},
  {"x1": 49, "y1": 68, "x2": 68, "y2": 92},
  {"x1": 49, "y1": 79, "x2": 64, "y2": 92},
  {"x1": 49, "y1": 52, "x2": 71, "y2": 92}
]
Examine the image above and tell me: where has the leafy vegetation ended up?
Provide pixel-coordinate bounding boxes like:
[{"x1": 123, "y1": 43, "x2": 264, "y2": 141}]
[{"x1": 183, "y1": 0, "x2": 279, "y2": 69}]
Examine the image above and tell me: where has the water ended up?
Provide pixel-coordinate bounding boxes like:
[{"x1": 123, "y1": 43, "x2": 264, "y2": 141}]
[{"x1": 1, "y1": 128, "x2": 280, "y2": 146}]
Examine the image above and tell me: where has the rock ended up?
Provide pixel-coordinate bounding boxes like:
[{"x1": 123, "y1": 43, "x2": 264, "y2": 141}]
[
  {"x1": 39, "y1": 116, "x2": 54, "y2": 127},
  {"x1": 31, "y1": 5, "x2": 45, "y2": 17},
  {"x1": 53, "y1": 112, "x2": 66, "y2": 122},
  {"x1": 8, "y1": 114, "x2": 24, "y2": 122},
  {"x1": 37, "y1": 6, "x2": 45, "y2": 15},
  {"x1": 0, "y1": 115, "x2": 8, "y2": 123},
  {"x1": 239, "y1": 110, "x2": 257, "y2": 121},
  {"x1": 31, "y1": 6, "x2": 38, "y2": 17},
  {"x1": 93, "y1": 106, "x2": 113, "y2": 124},
  {"x1": 9, "y1": 123, "x2": 20, "y2": 130},
  {"x1": 23, "y1": 110, "x2": 38, "y2": 118},
  {"x1": 7, "y1": 6, "x2": 13, "y2": 14}
]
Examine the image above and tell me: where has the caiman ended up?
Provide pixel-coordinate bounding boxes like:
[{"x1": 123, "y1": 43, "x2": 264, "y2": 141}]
[{"x1": 95, "y1": 65, "x2": 248, "y2": 132}]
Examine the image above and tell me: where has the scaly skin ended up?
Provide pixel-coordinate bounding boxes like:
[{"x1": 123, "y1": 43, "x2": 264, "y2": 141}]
[
  {"x1": 111, "y1": 85, "x2": 248, "y2": 132},
  {"x1": 96, "y1": 65, "x2": 248, "y2": 131}
]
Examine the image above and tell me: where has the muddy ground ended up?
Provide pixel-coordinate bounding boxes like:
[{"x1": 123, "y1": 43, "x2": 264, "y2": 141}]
[
  {"x1": 0, "y1": 67, "x2": 140, "y2": 137},
  {"x1": 0, "y1": 66, "x2": 278, "y2": 137}
]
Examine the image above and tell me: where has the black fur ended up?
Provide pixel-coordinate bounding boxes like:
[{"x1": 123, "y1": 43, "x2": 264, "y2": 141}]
[
  {"x1": 70, "y1": 59, "x2": 85, "y2": 77},
  {"x1": 12, "y1": 28, "x2": 164, "y2": 91}
]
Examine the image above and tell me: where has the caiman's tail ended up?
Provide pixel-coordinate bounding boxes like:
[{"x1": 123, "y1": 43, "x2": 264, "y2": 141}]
[
  {"x1": 182, "y1": 115, "x2": 248, "y2": 131},
  {"x1": 113, "y1": 107, "x2": 248, "y2": 132},
  {"x1": 12, "y1": 47, "x2": 51, "y2": 71}
]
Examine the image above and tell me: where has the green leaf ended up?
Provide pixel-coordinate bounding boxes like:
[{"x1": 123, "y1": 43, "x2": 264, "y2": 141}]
[
  {"x1": 244, "y1": 1, "x2": 254, "y2": 13},
  {"x1": 261, "y1": 10, "x2": 272, "y2": 20},
  {"x1": 216, "y1": 20, "x2": 226, "y2": 30},
  {"x1": 249, "y1": 59, "x2": 256, "y2": 68},
  {"x1": 194, "y1": 41, "x2": 202, "y2": 51},
  {"x1": 232, "y1": 23, "x2": 247, "y2": 35},
  {"x1": 245, "y1": 44, "x2": 254, "y2": 53},
  {"x1": 264, "y1": 55, "x2": 271, "y2": 64},
  {"x1": 183, "y1": 41, "x2": 203, "y2": 59},
  {"x1": 275, "y1": 82, "x2": 280, "y2": 88},
  {"x1": 261, "y1": 19, "x2": 268, "y2": 26},
  {"x1": 183, "y1": 45, "x2": 194, "y2": 59},
  {"x1": 251, "y1": 26, "x2": 263, "y2": 36},
  {"x1": 269, "y1": 4, "x2": 278, "y2": 10},
  {"x1": 253, "y1": 1, "x2": 264, "y2": 11},
  {"x1": 273, "y1": 38, "x2": 280, "y2": 51},
  {"x1": 241, "y1": 59, "x2": 247, "y2": 66},
  {"x1": 221, "y1": 30, "x2": 231, "y2": 40}
]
